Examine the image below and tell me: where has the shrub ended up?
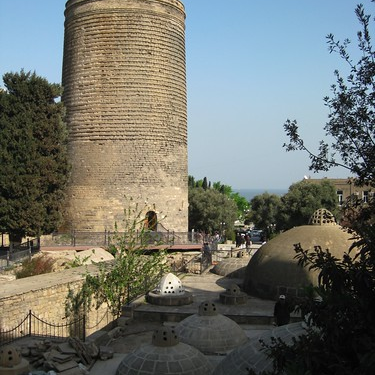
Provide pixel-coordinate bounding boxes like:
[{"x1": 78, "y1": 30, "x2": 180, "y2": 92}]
[
  {"x1": 15, "y1": 254, "x2": 56, "y2": 279},
  {"x1": 65, "y1": 199, "x2": 170, "y2": 319}
]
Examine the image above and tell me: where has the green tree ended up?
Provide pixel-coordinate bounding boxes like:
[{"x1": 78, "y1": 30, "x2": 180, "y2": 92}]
[
  {"x1": 212, "y1": 181, "x2": 232, "y2": 195},
  {"x1": 248, "y1": 192, "x2": 282, "y2": 235},
  {"x1": 277, "y1": 180, "x2": 339, "y2": 230},
  {"x1": 188, "y1": 187, "x2": 237, "y2": 235},
  {"x1": 66, "y1": 200, "x2": 169, "y2": 319},
  {"x1": 0, "y1": 70, "x2": 69, "y2": 243},
  {"x1": 188, "y1": 176, "x2": 249, "y2": 221},
  {"x1": 202, "y1": 176, "x2": 208, "y2": 190},
  {"x1": 188, "y1": 175, "x2": 196, "y2": 188},
  {"x1": 257, "y1": 3, "x2": 375, "y2": 374},
  {"x1": 212, "y1": 181, "x2": 250, "y2": 218},
  {"x1": 231, "y1": 192, "x2": 250, "y2": 219}
]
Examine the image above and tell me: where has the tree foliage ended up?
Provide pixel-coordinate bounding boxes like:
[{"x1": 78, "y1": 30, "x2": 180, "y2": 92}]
[
  {"x1": 188, "y1": 186, "x2": 238, "y2": 234},
  {"x1": 0, "y1": 70, "x2": 69, "y2": 242},
  {"x1": 247, "y1": 192, "x2": 282, "y2": 234},
  {"x1": 277, "y1": 180, "x2": 339, "y2": 230},
  {"x1": 255, "y1": 242, "x2": 375, "y2": 375},
  {"x1": 188, "y1": 176, "x2": 249, "y2": 226},
  {"x1": 246, "y1": 180, "x2": 337, "y2": 234}
]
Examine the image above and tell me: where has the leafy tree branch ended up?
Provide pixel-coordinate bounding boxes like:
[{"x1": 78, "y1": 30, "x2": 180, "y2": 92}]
[{"x1": 283, "y1": 3, "x2": 375, "y2": 187}]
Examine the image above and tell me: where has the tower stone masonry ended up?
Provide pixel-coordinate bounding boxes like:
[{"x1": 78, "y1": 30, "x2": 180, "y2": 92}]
[{"x1": 62, "y1": 0, "x2": 188, "y2": 232}]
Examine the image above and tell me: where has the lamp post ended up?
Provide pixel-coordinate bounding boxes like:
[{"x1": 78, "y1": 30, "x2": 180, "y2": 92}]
[{"x1": 220, "y1": 222, "x2": 225, "y2": 238}]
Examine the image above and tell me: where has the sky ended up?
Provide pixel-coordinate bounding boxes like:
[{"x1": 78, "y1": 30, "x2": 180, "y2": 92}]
[{"x1": 0, "y1": 0, "x2": 371, "y2": 190}]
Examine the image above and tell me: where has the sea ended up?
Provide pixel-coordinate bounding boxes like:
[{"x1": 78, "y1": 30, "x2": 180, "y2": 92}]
[{"x1": 234, "y1": 188, "x2": 288, "y2": 201}]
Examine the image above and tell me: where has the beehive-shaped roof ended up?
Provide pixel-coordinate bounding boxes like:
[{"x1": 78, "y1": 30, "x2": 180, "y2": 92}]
[
  {"x1": 116, "y1": 327, "x2": 213, "y2": 375},
  {"x1": 0, "y1": 345, "x2": 30, "y2": 374},
  {"x1": 213, "y1": 322, "x2": 306, "y2": 375},
  {"x1": 175, "y1": 301, "x2": 248, "y2": 355},
  {"x1": 158, "y1": 272, "x2": 185, "y2": 295},
  {"x1": 243, "y1": 209, "x2": 356, "y2": 299}
]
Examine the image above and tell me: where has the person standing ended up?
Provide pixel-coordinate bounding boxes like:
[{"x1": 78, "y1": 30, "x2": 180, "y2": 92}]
[
  {"x1": 236, "y1": 232, "x2": 242, "y2": 248},
  {"x1": 273, "y1": 295, "x2": 291, "y2": 326},
  {"x1": 245, "y1": 233, "x2": 252, "y2": 253}
]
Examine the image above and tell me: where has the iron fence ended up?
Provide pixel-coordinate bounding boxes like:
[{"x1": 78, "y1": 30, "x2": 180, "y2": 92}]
[
  {"x1": 43, "y1": 230, "x2": 208, "y2": 248},
  {"x1": 0, "y1": 310, "x2": 85, "y2": 347},
  {"x1": 0, "y1": 238, "x2": 40, "y2": 270},
  {"x1": 168, "y1": 243, "x2": 249, "y2": 275}
]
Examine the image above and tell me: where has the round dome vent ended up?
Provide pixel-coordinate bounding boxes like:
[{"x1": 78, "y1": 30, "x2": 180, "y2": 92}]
[{"x1": 309, "y1": 208, "x2": 336, "y2": 226}]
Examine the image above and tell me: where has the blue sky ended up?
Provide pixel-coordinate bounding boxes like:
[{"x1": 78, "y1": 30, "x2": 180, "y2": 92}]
[{"x1": 0, "y1": 0, "x2": 370, "y2": 189}]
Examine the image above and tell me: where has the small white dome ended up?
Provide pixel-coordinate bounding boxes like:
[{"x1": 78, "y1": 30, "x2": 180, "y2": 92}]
[{"x1": 158, "y1": 272, "x2": 185, "y2": 295}]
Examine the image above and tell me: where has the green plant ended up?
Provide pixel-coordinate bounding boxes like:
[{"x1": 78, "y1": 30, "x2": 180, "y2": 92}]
[
  {"x1": 15, "y1": 254, "x2": 56, "y2": 279},
  {"x1": 65, "y1": 252, "x2": 93, "y2": 269},
  {"x1": 224, "y1": 228, "x2": 235, "y2": 242},
  {"x1": 0, "y1": 71, "x2": 69, "y2": 243},
  {"x1": 65, "y1": 199, "x2": 170, "y2": 319}
]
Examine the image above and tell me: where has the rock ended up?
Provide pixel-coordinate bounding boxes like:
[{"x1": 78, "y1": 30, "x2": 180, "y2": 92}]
[
  {"x1": 84, "y1": 342, "x2": 99, "y2": 358},
  {"x1": 99, "y1": 346, "x2": 114, "y2": 360}
]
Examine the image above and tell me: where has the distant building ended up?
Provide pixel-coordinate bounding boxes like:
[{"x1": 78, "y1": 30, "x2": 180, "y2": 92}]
[{"x1": 304, "y1": 177, "x2": 373, "y2": 206}]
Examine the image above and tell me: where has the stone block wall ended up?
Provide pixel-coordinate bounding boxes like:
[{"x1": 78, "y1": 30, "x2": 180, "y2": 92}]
[{"x1": 0, "y1": 264, "x2": 115, "y2": 338}]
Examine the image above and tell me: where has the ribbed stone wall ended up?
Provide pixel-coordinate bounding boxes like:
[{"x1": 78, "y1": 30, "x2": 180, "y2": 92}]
[{"x1": 62, "y1": 0, "x2": 188, "y2": 231}]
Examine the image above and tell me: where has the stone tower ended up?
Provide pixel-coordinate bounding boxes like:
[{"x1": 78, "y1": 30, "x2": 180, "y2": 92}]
[{"x1": 62, "y1": 0, "x2": 188, "y2": 232}]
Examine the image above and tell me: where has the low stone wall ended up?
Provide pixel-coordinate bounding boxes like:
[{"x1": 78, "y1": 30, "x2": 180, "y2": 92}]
[{"x1": 0, "y1": 264, "x2": 115, "y2": 338}]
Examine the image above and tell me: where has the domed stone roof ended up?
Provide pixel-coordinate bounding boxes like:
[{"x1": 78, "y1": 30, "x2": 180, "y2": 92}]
[
  {"x1": 0, "y1": 345, "x2": 22, "y2": 367},
  {"x1": 243, "y1": 209, "x2": 356, "y2": 299},
  {"x1": 116, "y1": 326, "x2": 214, "y2": 375},
  {"x1": 158, "y1": 272, "x2": 185, "y2": 295},
  {"x1": 0, "y1": 345, "x2": 30, "y2": 373},
  {"x1": 146, "y1": 272, "x2": 193, "y2": 306},
  {"x1": 175, "y1": 301, "x2": 248, "y2": 355},
  {"x1": 213, "y1": 322, "x2": 306, "y2": 375},
  {"x1": 212, "y1": 257, "x2": 250, "y2": 278},
  {"x1": 219, "y1": 284, "x2": 248, "y2": 305}
]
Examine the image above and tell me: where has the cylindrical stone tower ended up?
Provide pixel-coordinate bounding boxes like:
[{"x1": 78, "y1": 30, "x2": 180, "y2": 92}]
[{"x1": 62, "y1": 0, "x2": 188, "y2": 232}]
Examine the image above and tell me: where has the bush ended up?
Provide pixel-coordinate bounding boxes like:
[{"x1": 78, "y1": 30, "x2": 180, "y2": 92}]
[
  {"x1": 15, "y1": 254, "x2": 56, "y2": 279},
  {"x1": 65, "y1": 199, "x2": 170, "y2": 319}
]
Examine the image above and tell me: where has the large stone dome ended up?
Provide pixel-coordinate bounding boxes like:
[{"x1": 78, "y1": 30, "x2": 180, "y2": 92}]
[
  {"x1": 211, "y1": 256, "x2": 250, "y2": 278},
  {"x1": 243, "y1": 209, "x2": 356, "y2": 299}
]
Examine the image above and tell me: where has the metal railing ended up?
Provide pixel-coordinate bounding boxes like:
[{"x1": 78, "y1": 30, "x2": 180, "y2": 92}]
[
  {"x1": 0, "y1": 238, "x2": 40, "y2": 270},
  {"x1": 42, "y1": 231, "x2": 209, "y2": 247},
  {"x1": 0, "y1": 310, "x2": 85, "y2": 347}
]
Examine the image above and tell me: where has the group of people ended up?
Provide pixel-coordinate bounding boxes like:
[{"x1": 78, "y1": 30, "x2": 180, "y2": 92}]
[{"x1": 235, "y1": 232, "x2": 252, "y2": 250}]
